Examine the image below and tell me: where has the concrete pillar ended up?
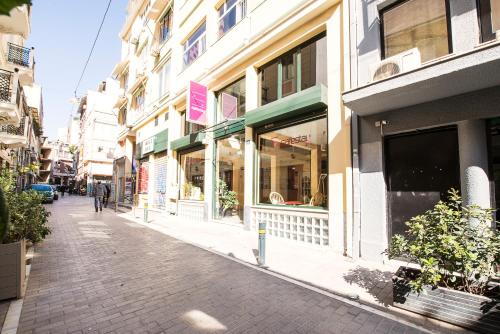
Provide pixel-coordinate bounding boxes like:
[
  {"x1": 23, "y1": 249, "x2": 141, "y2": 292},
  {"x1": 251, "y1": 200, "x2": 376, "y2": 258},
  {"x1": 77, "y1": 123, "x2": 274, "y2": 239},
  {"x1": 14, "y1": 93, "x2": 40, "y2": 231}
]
[
  {"x1": 458, "y1": 120, "x2": 491, "y2": 210},
  {"x1": 450, "y1": 0, "x2": 480, "y2": 53},
  {"x1": 243, "y1": 66, "x2": 259, "y2": 230}
]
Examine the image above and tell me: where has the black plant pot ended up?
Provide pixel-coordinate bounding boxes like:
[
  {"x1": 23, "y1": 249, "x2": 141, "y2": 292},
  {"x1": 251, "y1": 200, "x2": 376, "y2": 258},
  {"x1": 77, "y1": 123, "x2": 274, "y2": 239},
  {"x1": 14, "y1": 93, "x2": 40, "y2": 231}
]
[{"x1": 393, "y1": 267, "x2": 500, "y2": 334}]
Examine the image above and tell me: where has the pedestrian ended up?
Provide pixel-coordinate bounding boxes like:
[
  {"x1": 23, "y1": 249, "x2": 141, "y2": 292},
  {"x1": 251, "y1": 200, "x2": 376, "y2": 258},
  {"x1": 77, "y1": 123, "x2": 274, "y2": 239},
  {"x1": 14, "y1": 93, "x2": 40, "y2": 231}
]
[
  {"x1": 93, "y1": 181, "x2": 105, "y2": 212},
  {"x1": 104, "y1": 183, "x2": 111, "y2": 208},
  {"x1": 60, "y1": 185, "x2": 65, "y2": 197}
]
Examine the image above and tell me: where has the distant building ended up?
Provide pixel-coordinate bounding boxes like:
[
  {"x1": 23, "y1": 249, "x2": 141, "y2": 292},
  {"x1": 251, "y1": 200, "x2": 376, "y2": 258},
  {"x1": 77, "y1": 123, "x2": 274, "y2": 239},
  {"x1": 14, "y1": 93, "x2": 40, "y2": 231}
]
[{"x1": 76, "y1": 78, "x2": 120, "y2": 195}]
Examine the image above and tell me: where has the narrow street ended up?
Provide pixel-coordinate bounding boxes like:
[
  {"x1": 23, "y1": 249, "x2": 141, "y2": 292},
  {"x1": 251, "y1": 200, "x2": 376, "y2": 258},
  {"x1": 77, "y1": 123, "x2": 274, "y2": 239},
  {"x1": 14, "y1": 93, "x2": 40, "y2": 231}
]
[{"x1": 16, "y1": 197, "x2": 425, "y2": 334}]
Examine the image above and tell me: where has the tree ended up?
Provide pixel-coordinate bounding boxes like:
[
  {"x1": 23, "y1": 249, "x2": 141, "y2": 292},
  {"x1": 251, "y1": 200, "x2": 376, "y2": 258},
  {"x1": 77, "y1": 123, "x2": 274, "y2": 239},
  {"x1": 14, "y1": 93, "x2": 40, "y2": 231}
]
[{"x1": 0, "y1": 1, "x2": 31, "y2": 16}]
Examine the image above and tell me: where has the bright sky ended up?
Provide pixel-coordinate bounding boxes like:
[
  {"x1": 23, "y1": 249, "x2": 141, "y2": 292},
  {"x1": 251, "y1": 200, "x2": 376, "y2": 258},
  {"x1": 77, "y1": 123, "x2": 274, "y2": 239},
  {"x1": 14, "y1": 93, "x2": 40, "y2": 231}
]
[{"x1": 27, "y1": 0, "x2": 128, "y2": 140}]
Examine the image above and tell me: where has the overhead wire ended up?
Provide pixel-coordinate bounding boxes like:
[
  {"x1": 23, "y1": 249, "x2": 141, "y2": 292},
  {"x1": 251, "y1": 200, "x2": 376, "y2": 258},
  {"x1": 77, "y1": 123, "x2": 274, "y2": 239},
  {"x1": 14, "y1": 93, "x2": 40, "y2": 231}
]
[{"x1": 73, "y1": 0, "x2": 113, "y2": 98}]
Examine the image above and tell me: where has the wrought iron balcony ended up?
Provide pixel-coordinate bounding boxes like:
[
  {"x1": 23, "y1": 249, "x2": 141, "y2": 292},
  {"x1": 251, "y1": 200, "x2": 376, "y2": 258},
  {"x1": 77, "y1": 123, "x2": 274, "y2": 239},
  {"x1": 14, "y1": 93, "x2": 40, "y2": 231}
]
[
  {"x1": 0, "y1": 116, "x2": 25, "y2": 136},
  {"x1": 7, "y1": 43, "x2": 32, "y2": 68},
  {"x1": 0, "y1": 69, "x2": 13, "y2": 103}
]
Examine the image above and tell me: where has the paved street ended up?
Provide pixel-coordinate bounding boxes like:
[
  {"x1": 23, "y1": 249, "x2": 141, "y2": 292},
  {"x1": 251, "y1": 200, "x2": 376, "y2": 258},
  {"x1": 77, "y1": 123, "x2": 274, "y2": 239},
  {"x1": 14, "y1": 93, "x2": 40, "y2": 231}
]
[{"x1": 17, "y1": 197, "x2": 426, "y2": 334}]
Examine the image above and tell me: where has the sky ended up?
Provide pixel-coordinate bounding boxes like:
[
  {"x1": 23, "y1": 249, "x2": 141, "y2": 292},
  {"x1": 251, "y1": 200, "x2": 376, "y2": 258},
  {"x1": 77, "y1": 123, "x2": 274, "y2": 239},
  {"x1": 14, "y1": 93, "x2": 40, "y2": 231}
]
[{"x1": 27, "y1": 0, "x2": 129, "y2": 140}]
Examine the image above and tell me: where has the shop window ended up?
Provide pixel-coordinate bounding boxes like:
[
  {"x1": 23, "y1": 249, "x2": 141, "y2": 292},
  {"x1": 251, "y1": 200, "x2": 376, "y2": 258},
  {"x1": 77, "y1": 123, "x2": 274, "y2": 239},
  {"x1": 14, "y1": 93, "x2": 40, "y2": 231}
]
[
  {"x1": 138, "y1": 159, "x2": 149, "y2": 194},
  {"x1": 257, "y1": 117, "x2": 328, "y2": 208},
  {"x1": 215, "y1": 134, "x2": 245, "y2": 222},
  {"x1": 259, "y1": 34, "x2": 327, "y2": 106},
  {"x1": 159, "y1": 8, "x2": 173, "y2": 44},
  {"x1": 385, "y1": 128, "x2": 460, "y2": 239},
  {"x1": 218, "y1": 0, "x2": 247, "y2": 38},
  {"x1": 381, "y1": 0, "x2": 450, "y2": 63},
  {"x1": 479, "y1": 0, "x2": 500, "y2": 42},
  {"x1": 217, "y1": 77, "x2": 246, "y2": 122},
  {"x1": 180, "y1": 148, "x2": 206, "y2": 200},
  {"x1": 183, "y1": 22, "x2": 206, "y2": 67},
  {"x1": 164, "y1": 112, "x2": 169, "y2": 121},
  {"x1": 154, "y1": 116, "x2": 159, "y2": 126}
]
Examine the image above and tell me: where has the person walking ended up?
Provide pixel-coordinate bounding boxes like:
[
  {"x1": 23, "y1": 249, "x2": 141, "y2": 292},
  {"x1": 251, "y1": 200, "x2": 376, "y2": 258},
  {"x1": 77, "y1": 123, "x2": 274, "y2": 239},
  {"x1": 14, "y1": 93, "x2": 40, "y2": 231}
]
[
  {"x1": 104, "y1": 183, "x2": 111, "y2": 208},
  {"x1": 93, "y1": 181, "x2": 105, "y2": 212},
  {"x1": 60, "y1": 185, "x2": 66, "y2": 197}
]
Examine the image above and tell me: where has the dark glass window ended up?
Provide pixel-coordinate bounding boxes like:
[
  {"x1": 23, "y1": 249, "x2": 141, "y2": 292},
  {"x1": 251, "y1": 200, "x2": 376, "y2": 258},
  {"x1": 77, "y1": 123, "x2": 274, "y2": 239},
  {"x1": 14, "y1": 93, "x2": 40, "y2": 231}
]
[
  {"x1": 183, "y1": 22, "x2": 206, "y2": 67},
  {"x1": 260, "y1": 61, "x2": 278, "y2": 105},
  {"x1": 181, "y1": 111, "x2": 205, "y2": 136},
  {"x1": 259, "y1": 34, "x2": 327, "y2": 106},
  {"x1": 159, "y1": 9, "x2": 173, "y2": 43},
  {"x1": 217, "y1": 76, "x2": 246, "y2": 121},
  {"x1": 217, "y1": 0, "x2": 247, "y2": 38},
  {"x1": 479, "y1": 0, "x2": 500, "y2": 42},
  {"x1": 381, "y1": 0, "x2": 450, "y2": 62},
  {"x1": 385, "y1": 128, "x2": 460, "y2": 238},
  {"x1": 154, "y1": 116, "x2": 159, "y2": 126},
  {"x1": 301, "y1": 36, "x2": 327, "y2": 90},
  {"x1": 180, "y1": 148, "x2": 205, "y2": 200}
]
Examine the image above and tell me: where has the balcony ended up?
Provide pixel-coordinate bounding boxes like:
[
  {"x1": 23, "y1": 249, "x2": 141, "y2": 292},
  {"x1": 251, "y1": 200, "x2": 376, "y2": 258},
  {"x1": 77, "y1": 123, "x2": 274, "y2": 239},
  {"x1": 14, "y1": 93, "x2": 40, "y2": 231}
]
[
  {"x1": 343, "y1": 42, "x2": 500, "y2": 116},
  {"x1": 0, "y1": 69, "x2": 25, "y2": 125},
  {"x1": 0, "y1": 116, "x2": 28, "y2": 148},
  {"x1": 5, "y1": 43, "x2": 35, "y2": 86},
  {"x1": 0, "y1": 5, "x2": 30, "y2": 38}
]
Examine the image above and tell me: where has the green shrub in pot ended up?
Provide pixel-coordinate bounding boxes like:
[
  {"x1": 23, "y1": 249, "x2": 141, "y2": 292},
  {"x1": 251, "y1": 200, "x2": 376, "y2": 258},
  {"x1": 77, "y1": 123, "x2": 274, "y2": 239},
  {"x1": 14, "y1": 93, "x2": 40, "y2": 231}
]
[
  {"x1": 386, "y1": 189, "x2": 500, "y2": 296},
  {"x1": 0, "y1": 186, "x2": 9, "y2": 243}
]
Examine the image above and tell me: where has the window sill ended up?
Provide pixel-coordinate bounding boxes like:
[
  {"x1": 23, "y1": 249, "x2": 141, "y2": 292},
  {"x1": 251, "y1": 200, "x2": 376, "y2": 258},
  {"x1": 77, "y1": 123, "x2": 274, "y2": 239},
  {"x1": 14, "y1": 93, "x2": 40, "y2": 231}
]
[{"x1": 252, "y1": 204, "x2": 328, "y2": 214}]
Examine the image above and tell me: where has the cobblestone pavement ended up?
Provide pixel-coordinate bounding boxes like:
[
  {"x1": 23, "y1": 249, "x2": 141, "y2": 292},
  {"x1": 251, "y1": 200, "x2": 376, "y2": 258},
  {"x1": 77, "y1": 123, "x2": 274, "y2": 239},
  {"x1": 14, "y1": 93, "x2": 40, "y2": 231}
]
[{"x1": 17, "y1": 197, "x2": 427, "y2": 334}]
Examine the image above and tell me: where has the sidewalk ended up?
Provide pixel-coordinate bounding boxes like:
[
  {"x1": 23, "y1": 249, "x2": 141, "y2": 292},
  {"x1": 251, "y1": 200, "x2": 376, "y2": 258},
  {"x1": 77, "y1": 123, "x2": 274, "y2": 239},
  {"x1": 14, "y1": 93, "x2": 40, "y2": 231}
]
[{"x1": 118, "y1": 208, "x2": 473, "y2": 334}]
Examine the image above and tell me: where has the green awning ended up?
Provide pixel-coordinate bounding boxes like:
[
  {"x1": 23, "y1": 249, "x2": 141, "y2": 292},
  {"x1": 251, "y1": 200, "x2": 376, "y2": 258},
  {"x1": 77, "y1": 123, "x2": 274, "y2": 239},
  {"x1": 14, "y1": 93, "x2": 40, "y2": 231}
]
[
  {"x1": 154, "y1": 129, "x2": 169, "y2": 153},
  {"x1": 213, "y1": 118, "x2": 245, "y2": 139},
  {"x1": 245, "y1": 85, "x2": 328, "y2": 128},
  {"x1": 170, "y1": 132, "x2": 205, "y2": 151}
]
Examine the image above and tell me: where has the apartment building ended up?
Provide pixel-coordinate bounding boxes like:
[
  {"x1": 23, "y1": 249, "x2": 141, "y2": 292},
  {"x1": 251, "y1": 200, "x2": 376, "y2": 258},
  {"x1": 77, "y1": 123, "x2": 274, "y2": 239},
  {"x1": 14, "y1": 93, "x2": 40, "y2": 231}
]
[
  {"x1": 0, "y1": 4, "x2": 44, "y2": 189},
  {"x1": 112, "y1": 0, "x2": 352, "y2": 253},
  {"x1": 76, "y1": 79, "x2": 120, "y2": 195},
  {"x1": 343, "y1": 0, "x2": 500, "y2": 261}
]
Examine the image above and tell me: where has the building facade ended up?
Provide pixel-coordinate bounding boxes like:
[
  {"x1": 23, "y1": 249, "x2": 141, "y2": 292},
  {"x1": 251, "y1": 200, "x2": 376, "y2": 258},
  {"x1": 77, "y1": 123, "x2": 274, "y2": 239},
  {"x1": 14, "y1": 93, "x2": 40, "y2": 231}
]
[
  {"x1": 343, "y1": 0, "x2": 500, "y2": 261},
  {"x1": 0, "y1": 4, "x2": 44, "y2": 189},
  {"x1": 76, "y1": 79, "x2": 120, "y2": 195},
  {"x1": 112, "y1": 0, "x2": 352, "y2": 253}
]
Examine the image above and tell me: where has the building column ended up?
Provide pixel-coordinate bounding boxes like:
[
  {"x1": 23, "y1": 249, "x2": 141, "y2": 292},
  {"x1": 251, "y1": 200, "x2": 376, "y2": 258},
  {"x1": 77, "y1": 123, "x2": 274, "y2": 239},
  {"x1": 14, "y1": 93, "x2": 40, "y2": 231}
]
[
  {"x1": 449, "y1": 0, "x2": 480, "y2": 53},
  {"x1": 243, "y1": 66, "x2": 259, "y2": 230},
  {"x1": 458, "y1": 120, "x2": 491, "y2": 211}
]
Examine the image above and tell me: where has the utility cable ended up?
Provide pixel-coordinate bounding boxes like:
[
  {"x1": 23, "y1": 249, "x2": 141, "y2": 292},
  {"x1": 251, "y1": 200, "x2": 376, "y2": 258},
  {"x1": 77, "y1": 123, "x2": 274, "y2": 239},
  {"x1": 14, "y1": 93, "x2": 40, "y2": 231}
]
[{"x1": 73, "y1": 0, "x2": 113, "y2": 97}]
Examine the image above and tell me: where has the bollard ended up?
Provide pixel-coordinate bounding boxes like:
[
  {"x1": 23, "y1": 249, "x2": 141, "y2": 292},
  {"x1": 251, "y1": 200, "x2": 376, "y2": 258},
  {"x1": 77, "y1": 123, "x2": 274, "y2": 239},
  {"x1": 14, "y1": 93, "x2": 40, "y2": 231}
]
[
  {"x1": 144, "y1": 201, "x2": 148, "y2": 223},
  {"x1": 258, "y1": 222, "x2": 266, "y2": 266}
]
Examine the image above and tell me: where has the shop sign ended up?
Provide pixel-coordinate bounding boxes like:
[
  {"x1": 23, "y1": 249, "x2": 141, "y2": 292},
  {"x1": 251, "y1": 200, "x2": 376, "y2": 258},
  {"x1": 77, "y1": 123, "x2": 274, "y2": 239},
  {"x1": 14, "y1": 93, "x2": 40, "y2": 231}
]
[
  {"x1": 142, "y1": 137, "x2": 155, "y2": 155},
  {"x1": 187, "y1": 81, "x2": 207, "y2": 125},
  {"x1": 221, "y1": 93, "x2": 237, "y2": 120}
]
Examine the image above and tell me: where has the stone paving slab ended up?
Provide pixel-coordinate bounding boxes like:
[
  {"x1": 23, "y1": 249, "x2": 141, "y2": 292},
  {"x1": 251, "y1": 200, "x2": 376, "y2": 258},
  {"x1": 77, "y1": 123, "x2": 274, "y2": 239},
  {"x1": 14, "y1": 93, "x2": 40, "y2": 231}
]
[{"x1": 17, "y1": 197, "x2": 433, "y2": 333}]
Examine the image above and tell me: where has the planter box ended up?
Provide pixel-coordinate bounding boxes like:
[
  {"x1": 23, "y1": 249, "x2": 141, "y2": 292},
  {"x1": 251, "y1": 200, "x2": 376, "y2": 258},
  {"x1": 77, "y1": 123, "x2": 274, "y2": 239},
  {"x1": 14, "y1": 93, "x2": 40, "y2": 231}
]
[
  {"x1": 0, "y1": 239, "x2": 26, "y2": 300},
  {"x1": 393, "y1": 267, "x2": 500, "y2": 334}
]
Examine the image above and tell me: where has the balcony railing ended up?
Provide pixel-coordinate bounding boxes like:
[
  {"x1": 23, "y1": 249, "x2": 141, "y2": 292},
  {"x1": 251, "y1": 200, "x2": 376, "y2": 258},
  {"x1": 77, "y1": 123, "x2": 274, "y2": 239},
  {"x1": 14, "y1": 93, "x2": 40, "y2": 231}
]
[
  {"x1": 0, "y1": 116, "x2": 25, "y2": 136},
  {"x1": 218, "y1": 0, "x2": 247, "y2": 38},
  {"x1": 183, "y1": 33, "x2": 206, "y2": 68},
  {"x1": 0, "y1": 69, "x2": 12, "y2": 103},
  {"x1": 7, "y1": 43, "x2": 31, "y2": 68}
]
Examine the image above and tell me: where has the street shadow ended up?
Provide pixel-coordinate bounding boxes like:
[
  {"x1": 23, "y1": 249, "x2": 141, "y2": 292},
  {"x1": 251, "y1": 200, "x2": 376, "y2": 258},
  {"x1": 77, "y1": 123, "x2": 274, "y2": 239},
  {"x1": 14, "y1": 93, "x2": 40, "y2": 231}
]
[
  {"x1": 343, "y1": 266, "x2": 394, "y2": 307},
  {"x1": 252, "y1": 249, "x2": 259, "y2": 262}
]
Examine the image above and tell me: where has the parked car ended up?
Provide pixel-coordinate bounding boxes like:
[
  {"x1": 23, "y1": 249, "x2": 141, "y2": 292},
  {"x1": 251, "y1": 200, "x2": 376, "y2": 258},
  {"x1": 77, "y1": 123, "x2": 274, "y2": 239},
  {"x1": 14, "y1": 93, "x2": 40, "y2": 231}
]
[
  {"x1": 50, "y1": 185, "x2": 59, "y2": 200},
  {"x1": 30, "y1": 184, "x2": 54, "y2": 204}
]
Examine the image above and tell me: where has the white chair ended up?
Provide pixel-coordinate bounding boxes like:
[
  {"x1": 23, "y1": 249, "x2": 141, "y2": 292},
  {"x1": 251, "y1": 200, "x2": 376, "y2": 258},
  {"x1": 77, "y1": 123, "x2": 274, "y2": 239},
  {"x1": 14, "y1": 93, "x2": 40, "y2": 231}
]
[{"x1": 269, "y1": 192, "x2": 284, "y2": 204}]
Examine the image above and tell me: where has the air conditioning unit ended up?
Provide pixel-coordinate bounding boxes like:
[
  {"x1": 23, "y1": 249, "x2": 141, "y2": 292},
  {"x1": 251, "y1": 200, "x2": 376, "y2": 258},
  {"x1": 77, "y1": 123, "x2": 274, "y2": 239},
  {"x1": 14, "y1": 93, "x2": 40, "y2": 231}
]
[{"x1": 370, "y1": 48, "x2": 421, "y2": 82}]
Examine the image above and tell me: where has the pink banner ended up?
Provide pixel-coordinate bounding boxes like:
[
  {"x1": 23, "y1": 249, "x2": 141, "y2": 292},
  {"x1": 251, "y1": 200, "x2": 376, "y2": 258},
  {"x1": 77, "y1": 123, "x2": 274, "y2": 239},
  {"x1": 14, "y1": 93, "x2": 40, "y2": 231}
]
[
  {"x1": 221, "y1": 93, "x2": 238, "y2": 120},
  {"x1": 187, "y1": 81, "x2": 207, "y2": 125}
]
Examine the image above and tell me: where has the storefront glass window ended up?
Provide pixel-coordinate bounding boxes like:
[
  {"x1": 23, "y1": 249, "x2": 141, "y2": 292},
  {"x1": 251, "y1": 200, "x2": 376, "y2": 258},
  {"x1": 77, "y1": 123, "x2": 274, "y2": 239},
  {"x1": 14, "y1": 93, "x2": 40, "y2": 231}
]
[
  {"x1": 180, "y1": 148, "x2": 205, "y2": 200},
  {"x1": 217, "y1": 77, "x2": 246, "y2": 121},
  {"x1": 215, "y1": 134, "x2": 245, "y2": 222},
  {"x1": 381, "y1": 0, "x2": 450, "y2": 63},
  {"x1": 181, "y1": 111, "x2": 205, "y2": 135},
  {"x1": 138, "y1": 159, "x2": 149, "y2": 194},
  {"x1": 258, "y1": 117, "x2": 328, "y2": 208}
]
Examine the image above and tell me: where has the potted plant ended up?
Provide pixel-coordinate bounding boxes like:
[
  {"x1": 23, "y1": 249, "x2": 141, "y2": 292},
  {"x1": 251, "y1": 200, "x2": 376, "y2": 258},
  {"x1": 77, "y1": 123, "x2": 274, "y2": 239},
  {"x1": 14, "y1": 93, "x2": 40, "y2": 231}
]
[
  {"x1": 386, "y1": 189, "x2": 500, "y2": 333},
  {"x1": 217, "y1": 179, "x2": 239, "y2": 217},
  {"x1": 0, "y1": 171, "x2": 51, "y2": 300}
]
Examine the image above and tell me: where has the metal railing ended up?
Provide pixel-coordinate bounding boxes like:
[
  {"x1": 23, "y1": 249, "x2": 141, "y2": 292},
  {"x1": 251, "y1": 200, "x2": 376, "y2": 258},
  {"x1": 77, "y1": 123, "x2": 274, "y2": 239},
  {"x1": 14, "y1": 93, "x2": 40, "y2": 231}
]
[
  {"x1": 7, "y1": 43, "x2": 31, "y2": 68},
  {"x1": 0, "y1": 116, "x2": 25, "y2": 136},
  {"x1": 0, "y1": 69, "x2": 12, "y2": 103},
  {"x1": 183, "y1": 32, "x2": 206, "y2": 68},
  {"x1": 218, "y1": 0, "x2": 247, "y2": 38}
]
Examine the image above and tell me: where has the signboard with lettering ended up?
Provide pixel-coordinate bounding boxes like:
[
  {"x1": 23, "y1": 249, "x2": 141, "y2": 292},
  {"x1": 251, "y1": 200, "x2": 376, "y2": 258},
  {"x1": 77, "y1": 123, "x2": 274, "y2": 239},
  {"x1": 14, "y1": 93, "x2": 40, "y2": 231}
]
[
  {"x1": 187, "y1": 81, "x2": 207, "y2": 125},
  {"x1": 142, "y1": 137, "x2": 155, "y2": 155},
  {"x1": 221, "y1": 93, "x2": 238, "y2": 120}
]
